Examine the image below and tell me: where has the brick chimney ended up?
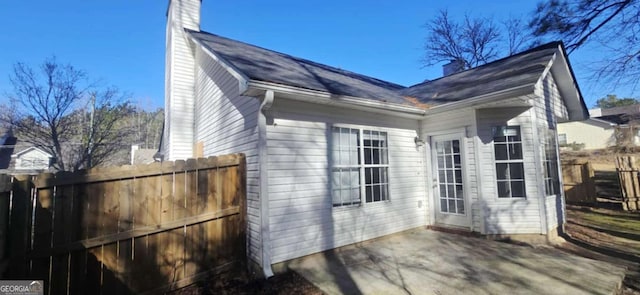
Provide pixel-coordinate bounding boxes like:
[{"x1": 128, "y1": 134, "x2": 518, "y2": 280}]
[
  {"x1": 443, "y1": 59, "x2": 465, "y2": 76},
  {"x1": 163, "y1": 0, "x2": 201, "y2": 160}
]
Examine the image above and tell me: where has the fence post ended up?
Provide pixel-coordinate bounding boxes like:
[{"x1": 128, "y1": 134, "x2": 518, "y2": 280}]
[
  {"x1": 585, "y1": 161, "x2": 597, "y2": 203},
  {"x1": 0, "y1": 174, "x2": 12, "y2": 276},
  {"x1": 237, "y1": 154, "x2": 247, "y2": 272}
]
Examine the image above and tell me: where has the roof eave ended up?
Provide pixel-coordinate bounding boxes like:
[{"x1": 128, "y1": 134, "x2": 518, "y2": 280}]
[
  {"x1": 185, "y1": 30, "x2": 251, "y2": 94},
  {"x1": 551, "y1": 44, "x2": 590, "y2": 121},
  {"x1": 423, "y1": 84, "x2": 536, "y2": 115},
  {"x1": 12, "y1": 146, "x2": 53, "y2": 158},
  {"x1": 246, "y1": 80, "x2": 426, "y2": 119},
  {"x1": 589, "y1": 117, "x2": 618, "y2": 127}
]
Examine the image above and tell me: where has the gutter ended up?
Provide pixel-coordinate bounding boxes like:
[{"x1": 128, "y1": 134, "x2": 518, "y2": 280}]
[
  {"x1": 247, "y1": 80, "x2": 426, "y2": 119},
  {"x1": 423, "y1": 84, "x2": 535, "y2": 115},
  {"x1": 258, "y1": 90, "x2": 274, "y2": 278}
]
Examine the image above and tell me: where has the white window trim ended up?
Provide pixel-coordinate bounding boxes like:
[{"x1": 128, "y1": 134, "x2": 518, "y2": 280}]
[
  {"x1": 492, "y1": 126, "x2": 526, "y2": 199},
  {"x1": 16, "y1": 156, "x2": 50, "y2": 170},
  {"x1": 542, "y1": 128, "x2": 560, "y2": 196},
  {"x1": 330, "y1": 124, "x2": 391, "y2": 209},
  {"x1": 557, "y1": 133, "x2": 567, "y2": 145}
]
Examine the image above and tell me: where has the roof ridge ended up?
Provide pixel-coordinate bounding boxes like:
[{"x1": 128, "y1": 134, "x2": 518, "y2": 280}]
[
  {"x1": 406, "y1": 41, "x2": 563, "y2": 88},
  {"x1": 189, "y1": 29, "x2": 406, "y2": 90}
]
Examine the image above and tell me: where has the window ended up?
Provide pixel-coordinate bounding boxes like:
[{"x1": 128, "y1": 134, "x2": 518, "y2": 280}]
[
  {"x1": 331, "y1": 127, "x2": 389, "y2": 207},
  {"x1": 558, "y1": 133, "x2": 567, "y2": 145},
  {"x1": 493, "y1": 126, "x2": 525, "y2": 198},
  {"x1": 17, "y1": 156, "x2": 49, "y2": 170},
  {"x1": 332, "y1": 127, "x2": 361, "y2": 207},
  {"x1": 542, "y1": 129, "x2": 560, "y2": 195}
]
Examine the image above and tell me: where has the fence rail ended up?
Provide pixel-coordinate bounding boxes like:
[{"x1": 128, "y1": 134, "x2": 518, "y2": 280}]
[{"x1": 0, "y1": 153, "x2": 247, "y2": 294}]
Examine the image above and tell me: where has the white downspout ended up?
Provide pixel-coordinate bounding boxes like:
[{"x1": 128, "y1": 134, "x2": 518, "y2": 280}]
[{"x1": 258, "y1": 90, "x2": 274, "y2": 277}]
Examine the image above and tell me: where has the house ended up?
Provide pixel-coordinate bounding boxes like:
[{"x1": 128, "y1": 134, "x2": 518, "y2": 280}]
[
  {"x1": 161, "y1": 0, "x2": 588, "y2": 277},
  {"x1": 557, "y1": 117, "x2": 617, "y2": 149},
  {"x1": 130, "y1": 144, "x2": 159, "y2": 165},
  {"x1": 558, "y1": 106, "x2": 640, "y2": 149},
  {"x1": 0, "y1": 132, "x2": 54, "y2": 175}
]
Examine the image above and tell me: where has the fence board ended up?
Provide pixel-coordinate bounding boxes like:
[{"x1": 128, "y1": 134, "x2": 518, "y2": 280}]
[
  {"x1": 51, "y1": 183, "x2": 72, "y2": 295},
  {"x1": 0, "y1": 174, "x2": 11, "y2": 277},
  {"x1": 185, "y1": 159, "x2": 202, "y2": 277},
  {"x1": 561, "y1": 160, "x2": 597, "y2": 204},
  {"x1": 1, "y1": 153, "x2": 246, "y2": 294},
  {"x1": 616, "y1": 156, "x2": 640, "y2": 211},
  {"x1": 7, "y1": 176, "x2": 32, "y2": 277},
  {"x1": 118, "y1": 177, "x2": 133, "y2": 292}
]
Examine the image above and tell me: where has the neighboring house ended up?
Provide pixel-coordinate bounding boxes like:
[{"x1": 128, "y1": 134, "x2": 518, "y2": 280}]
[
  {"x1": 130, "y1": 144, "x2": 158, "y2": 165},
  {"x1": 558, "y1": 106, "x2": 640, "y2": 149},
  {"x1": 161, "y1": 0, "x2": 589, "y2": 276},
  {"x1": 0, "y1": 133, "x2": 54, "y2": 175},
  {"x1": 557, "y1": 117, "x2": 617, "y2": 149}
]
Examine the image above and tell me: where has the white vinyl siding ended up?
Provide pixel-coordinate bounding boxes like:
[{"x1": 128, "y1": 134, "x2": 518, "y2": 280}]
[
  {"x1": 164, "y1": 0, "x2": 200, "y2": 160},
  {"x1": 557, "y1": 120, "x2": 615, "y2": 150},
  {"x1": 194, "y1": 47, "x2": 261, "y2": 264},
  {"x1": 534, "y1": 72, "x2": 570, "y2": 231},
  {"x1": 14, "y1": 149, "x2": 51, "y2": 170},
  {"x1": 476, "y1": 107, "x2": 542, "y2": 234},
  {"x1": 421, "y1": 109, "x2": 479, "y2": 230},
  {"x1": 536, "y1": 72, "x2": 569, "y2": 122},
  {"x1": 267, "y1": 99, "x2": 425, "y2": 263}
]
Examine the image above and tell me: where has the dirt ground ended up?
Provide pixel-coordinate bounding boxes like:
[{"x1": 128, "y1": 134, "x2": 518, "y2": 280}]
[
  {"x1": 168, "y1": 269, "x2": 323, "y2": 295},
  {"x1": 559, "y1": 205, "x2": 640, "y2": 295}
]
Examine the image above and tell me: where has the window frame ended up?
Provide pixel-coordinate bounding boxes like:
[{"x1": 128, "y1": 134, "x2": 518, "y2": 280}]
[
  {"x1": 493, "y1": 126, "x2": 526, "y2": 199},
  {"x1": 557, "y1": 133, "x2": 567, "y2": 145},
  {"x1": 331, "y1": 125, "x2": 390, "y2": 208},
  {"x1": 16, "y1": 156, "x2": 49, "y2": 170},
  {"x1": 541, "y1": 128, "x2": 561, "y2": 196}
]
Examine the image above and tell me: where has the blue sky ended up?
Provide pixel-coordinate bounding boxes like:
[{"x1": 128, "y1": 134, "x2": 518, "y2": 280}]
[{"x1": 0, "y1": 0, "x2": 633, "y2": 109}]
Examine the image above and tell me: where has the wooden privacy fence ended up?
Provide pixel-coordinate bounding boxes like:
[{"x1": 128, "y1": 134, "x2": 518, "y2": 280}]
[
  {"x1": 561, "y1": 159, "x2": 597, "y2": 204},
  {"x1": 616, "y1": 156, "x2": 640, "y2": 211},
  {"x1": 0, "y1": 153, "x2": 246, "y2": 294}
]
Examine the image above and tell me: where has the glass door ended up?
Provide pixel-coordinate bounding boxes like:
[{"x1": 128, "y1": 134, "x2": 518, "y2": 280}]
[{"x1": 431, "y1": 134, "x2": 469, "y2": 228}]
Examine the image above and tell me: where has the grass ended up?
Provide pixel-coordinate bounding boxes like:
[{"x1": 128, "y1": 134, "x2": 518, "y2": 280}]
[
  {"x1": 570, "y1": 207, "x2": 640, "y2": 234},
  {"x1": 564, "y1": 205, "x2": 640, "y2": 294}
]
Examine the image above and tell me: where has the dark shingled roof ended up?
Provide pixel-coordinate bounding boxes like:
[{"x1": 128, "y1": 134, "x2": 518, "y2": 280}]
[
  {"x1": 597, "y1": 114, "x2": 640, "y2": 125},
  {"x1": 400, "y1": 42, "x2": 562, "y2": 106},
  {"x1": 188, "y1": 30, "x2": 408, "y2": 104},
  {"x1": 188, "y1": 31, "x2": 569, "y2": 109}
]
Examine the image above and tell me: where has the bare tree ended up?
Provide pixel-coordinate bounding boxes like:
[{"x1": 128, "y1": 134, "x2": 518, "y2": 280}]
[
  {"x1": 423, "y1": 10, "x2": 535, "y2": 70},
  {"x1": 503, "y1": 17, "x2": 530, "y2": 55},
  {"x1": 530, "y1": 0, "x2": 640, "y2": 91},
  {"x1": 130, "y1": 106, "x2": 164, "y2": 149},
  {"x1": 4, "y1": 58, "x2": 134, "y2": 171}
]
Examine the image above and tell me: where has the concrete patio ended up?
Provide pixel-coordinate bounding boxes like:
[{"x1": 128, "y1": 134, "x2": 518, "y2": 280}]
[{"x1": 284, "y1": 228, "x2": 626, "y2": 295}]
